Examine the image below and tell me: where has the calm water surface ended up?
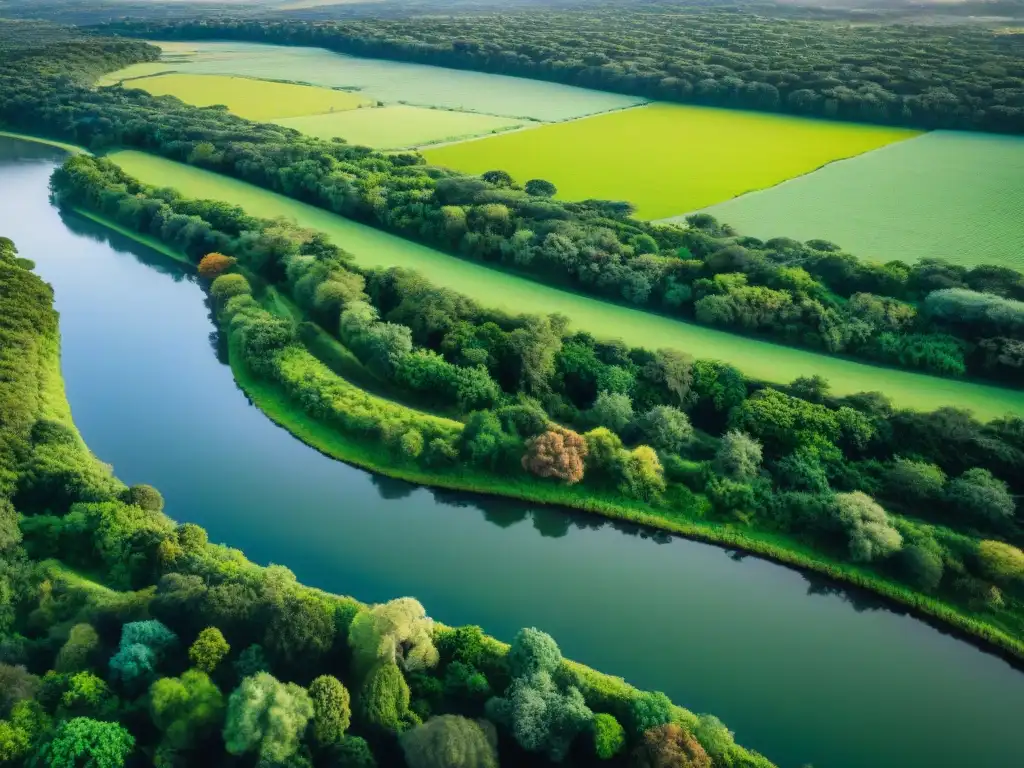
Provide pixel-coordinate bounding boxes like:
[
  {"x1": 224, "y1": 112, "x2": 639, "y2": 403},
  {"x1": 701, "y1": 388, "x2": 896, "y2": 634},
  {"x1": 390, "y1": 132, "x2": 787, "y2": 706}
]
[{"x1": 3, "y1": 138, "x2": 1022, "y2": 768}]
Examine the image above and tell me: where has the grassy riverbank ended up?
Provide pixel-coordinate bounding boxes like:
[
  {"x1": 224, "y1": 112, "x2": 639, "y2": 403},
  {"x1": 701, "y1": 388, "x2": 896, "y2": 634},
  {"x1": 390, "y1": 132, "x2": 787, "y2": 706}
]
[{"x1": 0, "y1": 129, "x2": 88, "y2": 155}]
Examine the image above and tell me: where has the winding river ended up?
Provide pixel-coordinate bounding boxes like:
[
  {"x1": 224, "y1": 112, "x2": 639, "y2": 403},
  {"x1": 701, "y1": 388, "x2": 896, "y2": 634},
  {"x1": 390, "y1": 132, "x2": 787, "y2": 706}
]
[{"x1": 3, "y1": 137, "x2": 1023, "y2": 768}]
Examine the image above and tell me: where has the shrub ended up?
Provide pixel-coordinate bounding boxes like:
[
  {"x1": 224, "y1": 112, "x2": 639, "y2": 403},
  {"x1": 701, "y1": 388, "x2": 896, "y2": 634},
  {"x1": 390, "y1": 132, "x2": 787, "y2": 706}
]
[
  {"x1": 976, "y1": 540, "x2": 1024, "y2": 585},
  {"x1": 898, "y1": 544, "x2": 944, "y2": 592},
  {"x1": 224, "y1": 672, "x2": 313, "y2": 763},
  {"x1": 122, "y1": 484, "x2": 164, "y2": 512},
  {"x1": 522, "y1": 426, "x2": 588, "y2": 484},
  {"x1": 358, "y1": 662, "x2": 412, "y2": 733},
  {"x1": 400, "y1": 715, "x2": 498, "y2": 768},
  {"x1": 592, "y1": 713, "x2": 625, "y2": 759},
  {"x1": 210, "y1": 273, "x2": 252, "y2": 302},
  {"x1": 946, "y1": 468, "x2": 1015, "y2": 525},
  {"x1": 632, "y1": 723, "x2": 711, "y2": 768},
  {"x1": 833, "y1": 492, "x2": 902, "y2": 563},
  {"x1": 197, "y1": 252, "x2": 237, "y2": 279},
  {"x1": 309, "y1": 675, "x2": 351, "y2": 747},
  {"x1": 189, "y1": 628, "x2": 230, "y2": 673}
]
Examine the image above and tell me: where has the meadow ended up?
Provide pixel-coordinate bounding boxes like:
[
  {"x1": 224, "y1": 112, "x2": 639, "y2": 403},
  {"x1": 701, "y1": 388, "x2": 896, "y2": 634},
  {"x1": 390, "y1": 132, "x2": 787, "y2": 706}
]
[
  {"x1": 273, "y1": 104, "x2": 531, "y2": 149},
  {"x1": 693, "y1": 131, "x2": 1024, "y2": 269},
  {"x1": 423, "y1": 103, "x2": 920, "y2": 219},
  {"x1": 106, "y1": 149, "x2": 1024, "y2": 419},
  {"x1": 101, "y1": 41, "x2": 646, "y2": 122},
  {"x1": 117, "y1": 73, "x2": 370, "y2": 121}
]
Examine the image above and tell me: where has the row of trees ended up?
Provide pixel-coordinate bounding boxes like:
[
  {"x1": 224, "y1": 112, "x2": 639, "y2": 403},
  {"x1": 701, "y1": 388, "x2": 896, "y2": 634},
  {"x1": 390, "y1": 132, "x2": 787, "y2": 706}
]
[
  {"x1": 1, "y1": 236, "x2": 775, "y2": 767},
  {"x1": 49, "y1": 152, "x2": 1024, "y2": 647},
  {"x1": 4, "y1": 25, "x2": 1024, "y2": 384},
  {"x1": 97, "y1": 9, "x2": 1024, "y2": 134}
]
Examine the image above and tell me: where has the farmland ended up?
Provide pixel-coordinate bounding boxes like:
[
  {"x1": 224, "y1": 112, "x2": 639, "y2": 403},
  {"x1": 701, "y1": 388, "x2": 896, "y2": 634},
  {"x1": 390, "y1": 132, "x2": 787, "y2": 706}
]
[
  {"x1": 694, "y1": 131, "x2": 1024, "y2": 269},
  {"x1": 107, "y1": 149, "x2": 1024, "y2": 419},
  {"x1": 273, "y1": 105, "x2": 531, "y2": 149},
  {"x1": 115, "y1": 73, "x2": 370, "y2": 121},
  {"x1": 101, "y1": 40, "x2": 646, "y2": 122},
  {"x1": 423, "y1": 103, "x2": 919, "y2": 220}
]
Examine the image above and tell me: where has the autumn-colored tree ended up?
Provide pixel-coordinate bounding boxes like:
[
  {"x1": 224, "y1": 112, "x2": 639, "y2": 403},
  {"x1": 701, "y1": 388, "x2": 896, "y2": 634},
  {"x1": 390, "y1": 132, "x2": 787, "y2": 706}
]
[
  {"x1": 631, "y1": 724, "x2": 712, "y2": 768},
  {"x1": 522, "y1": 426, "x2": 588, "y2": 484},
  {"x1": 197, "y1": 253, "x2": 237, "y2": 279}
]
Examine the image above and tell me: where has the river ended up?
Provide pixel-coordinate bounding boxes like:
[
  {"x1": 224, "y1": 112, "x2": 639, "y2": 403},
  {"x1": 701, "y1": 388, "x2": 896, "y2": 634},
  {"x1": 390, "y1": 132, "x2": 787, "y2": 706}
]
[{"x1": 3, "y1": 137, "x2": 1022, "y2": 768}]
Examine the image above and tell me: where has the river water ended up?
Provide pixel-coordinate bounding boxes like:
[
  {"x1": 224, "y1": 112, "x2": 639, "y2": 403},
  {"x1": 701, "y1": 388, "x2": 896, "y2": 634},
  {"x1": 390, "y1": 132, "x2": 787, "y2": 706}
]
[{"x1": 3, "y1": 137, "x2": 1022, "y2": 768}]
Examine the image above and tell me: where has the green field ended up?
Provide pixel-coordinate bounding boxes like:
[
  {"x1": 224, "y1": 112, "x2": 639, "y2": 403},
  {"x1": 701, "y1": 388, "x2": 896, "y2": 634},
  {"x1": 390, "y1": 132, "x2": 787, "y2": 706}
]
[
  {"x1": 117, "y1": 73, "x2": 371, "y2": 121},
  {"x1": 690, "y1": 131, "x2": 1024, "y2": 269},
  {"x1": 423, "y1": 103, "x2": 919, "y2": 219},
  {"x1": 106, "y1": 150, "x2": 1024, "y2": 419},
  {"x1": 273, "y1": 105, "x2": 531, "y2": 149},
  {"x1": 98, "y1": 41, "x2": 646, "y2": 122}
]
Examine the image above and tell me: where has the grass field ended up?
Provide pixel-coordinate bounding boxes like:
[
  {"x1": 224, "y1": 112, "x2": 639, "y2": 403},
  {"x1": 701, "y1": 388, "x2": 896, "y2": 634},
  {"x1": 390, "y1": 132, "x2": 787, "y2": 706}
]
[
  {"x1": 273, "y1": 105, "x2": 531, "y2": 149},
  {"x1": 106, "y1": 150, "x2": 1024, "y2": 419},
  {"x1": 424, "y1": 103, "x2": 920, "y2": 219},
  {"x1": 118, "y1": 73, "x2": 370, "y2": 121},
  {"x1": 691, "y1": 131, "x2": 1024, "y2": 269},
  {"x1": 99, "y1": 41, "x2": 646, "y2": 122}
]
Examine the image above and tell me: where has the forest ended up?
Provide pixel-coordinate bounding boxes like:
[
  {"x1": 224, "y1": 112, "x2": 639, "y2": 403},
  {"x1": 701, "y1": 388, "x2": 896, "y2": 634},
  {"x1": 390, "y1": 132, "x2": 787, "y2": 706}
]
[
  {"x1": 98, "y1": 6, "x2": 1024, "y2": 134},
  {"x1": 3, "y1": 27, "x2": 1024, "y2": 388},
  {"x1": 0, "y1": 233, "x2": 776, "y2": 768},
  {"x1": 49, "y1": 150, "x2": 1024, "y2": 663}
]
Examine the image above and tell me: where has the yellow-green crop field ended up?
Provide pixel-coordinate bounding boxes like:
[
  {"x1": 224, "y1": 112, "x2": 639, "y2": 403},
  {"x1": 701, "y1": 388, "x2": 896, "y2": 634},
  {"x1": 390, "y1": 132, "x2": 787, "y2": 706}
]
[
  {"x1": 424, "y1": 103, "x2": 920, "y2": 220},
  {"x1": 119, "y1": 73, "x2": 371, "y2": 121},
  {"x1": 106, "y1": 150, "x2": 1024, "y2": 420},
  {"x1": 273, "y1": 105, "x2": 530, "y2": 149}
]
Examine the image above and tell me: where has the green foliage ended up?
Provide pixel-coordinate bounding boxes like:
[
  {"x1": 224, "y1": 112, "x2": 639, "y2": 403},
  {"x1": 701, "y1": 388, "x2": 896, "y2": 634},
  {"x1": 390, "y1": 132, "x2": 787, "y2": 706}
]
[
  {"x1": 592, "y1": 712, "x2": 625, "y2": 759},
  {"x1": 358, "y1": 662, "x2": 413, "y2": 733},
  {"x1": 37, "y1": 717, "x2": 134, "y2": 768},
  {"x1": 637, "y1": 406, "x2": 693, "y2": 454},
  {"x1": 233, "y1": 644, "x2": 270, "y2": 680},
  {"x1": 224, "y1": 672, "x2": 313, "y2": 763},
  {"x1": 331, "y1": 735, "x2": 377, "y2": 768},
  {"x1": 188, "y1": 627, "x2": 230, "y2": 673},
  {"x1": 400, "y1": 715, "x2": 498, "y2": 768},
  {"x1": 589, "y1": 391, "x2": 633, "y2": 433},
  {"x1": 885, "y1": 459, "x2": 946, "y2": 507},
  {"x1": 976, "y1": 540, "x2": 1024, "y2": 585},
  {"x1": 898, "y1": 544, "x2": 945, "y2": 593},
  {"x1": 349, "y1": 598, "x2": 438, "y2": 678},
  {"x1": 109, "y1": 620, "x2": 178, "y2": 687},
  {"x1": 309, "y1": 675, "x2": 351, "y2": 747},
  {"x1": 56, "y1": 624, "x2": 100, "y2": 673},
  {"x1": 946, "y1": 468, "x2": 1015, "y2": 525},
  {"x1": 628, "y1": 690, "x2": 673, "y2": 737},
  {"x1": 834, "y1": 492, "x2": 903, "y2": 563},
  {"x1": 506, "y1": 627, "x2": 561, "y2": 679},
  {"x1": 122, "y1": 483, "x2": 164, "y2": 512},
  {"x1": 713, "y1": 431, "x2": 763, "y2": 482},
  {"x1": 693, "y1": 714, "x2": 736, "y2": 762},
  {"x1": 150, "y1": 670, "x2": 225, "y2": 751}
]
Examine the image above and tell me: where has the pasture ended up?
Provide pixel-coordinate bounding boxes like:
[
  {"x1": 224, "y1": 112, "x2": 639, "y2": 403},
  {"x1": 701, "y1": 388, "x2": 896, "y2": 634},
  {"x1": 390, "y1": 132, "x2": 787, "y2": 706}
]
[
  {"x1": 106, "y1": 149, "x2": 1024, "y2": 419},
  {"x1": 100, "y1": 41, "x2": 646, "y2": 122},
  {"x1": 693, "y1": 131, "x2": 1024, "y2": 269},
  {"x1": 117, "y1": 73, "x2": 370, "y2": 121},
  {"x1": 423, "y1": 103, "x2": 919, "y2": 219},
  {"x1": 273, "y1": 105, "x2": 530, "y2": 149}
]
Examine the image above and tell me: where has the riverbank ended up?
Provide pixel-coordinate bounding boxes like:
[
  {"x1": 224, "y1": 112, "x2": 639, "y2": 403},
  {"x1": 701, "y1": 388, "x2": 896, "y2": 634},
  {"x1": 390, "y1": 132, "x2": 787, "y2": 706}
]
[
  {"x1": 70, "y1": 199, "x2": 1024, "y2": 667},
  {"x1": 0, "y1": 129, "x2": 88, "y2": 155}
]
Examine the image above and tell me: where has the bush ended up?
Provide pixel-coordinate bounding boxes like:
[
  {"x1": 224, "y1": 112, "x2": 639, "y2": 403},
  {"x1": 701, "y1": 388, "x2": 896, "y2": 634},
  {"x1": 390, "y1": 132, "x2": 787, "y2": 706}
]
[
  {"x1": 189, "y1": 628, "x2": 230, "y2": 673},
  {"x1": 210, "y1": 273, "x2": 252, "y2": 302},
  {"x1": 400, "y1": 715, "x2": 498, "y2": 768},
  {"x1": 197, "y1": 252, "x2": 237, "y2": 279},
  {"x1": 122, "y1": 484, "x2": 164, "y2": 512},
  {"x1": 592, "y1": 713, "x2": 625, "y2": 759},
  {"x1": 898, "y1": 544, "x2": 944, "y2": 592},
  {"x1": 976, "y1": 540, "x2": 1024, "y2": 585}
]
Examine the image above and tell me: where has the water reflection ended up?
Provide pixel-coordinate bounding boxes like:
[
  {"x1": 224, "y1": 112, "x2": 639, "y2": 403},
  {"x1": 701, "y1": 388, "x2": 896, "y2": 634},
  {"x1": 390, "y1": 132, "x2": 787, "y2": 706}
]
[{"x1": 59, "y1": 210, "x2": 191, "y2": 281}]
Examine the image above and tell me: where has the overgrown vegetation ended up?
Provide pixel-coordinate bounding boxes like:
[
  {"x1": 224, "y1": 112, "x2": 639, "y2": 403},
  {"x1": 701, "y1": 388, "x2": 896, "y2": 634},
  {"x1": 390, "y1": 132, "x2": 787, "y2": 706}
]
[{"x1": 0, "y1": 233, "x2": 774, "y2": 768}]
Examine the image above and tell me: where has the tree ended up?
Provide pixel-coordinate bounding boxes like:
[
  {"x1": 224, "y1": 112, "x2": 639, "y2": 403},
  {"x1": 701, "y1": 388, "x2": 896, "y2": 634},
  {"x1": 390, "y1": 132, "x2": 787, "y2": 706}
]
[
  {"x1": 713, "y1": 431, "x2": 762, "y2": 481},
  {"x1": 348, "y1": 598, "x2": 439, "y2": 678},
  {"x1": 309, "y1": 675, "x2": 351, "y2": 747},
  {"x1": 627, "y1": 691, "x2": 673, "y2": 737},
  {"x1": 885, "y1": 459, "x2": 946, "y2": 506},
  {"x1": 358, "y1": 662, "x2": 412, "y2": 733},
  {"x1": 631, "y1": 723, "x2": 711, "y2": 768},
  {"x1": 524, "y1": 179, "x2": 557, "y2": 197},
  {"x1": 0, "y1": 665, "x2": 38, "y2": 718},
  {"x1": 834, "y1": 492, "x2": 903, "y2": 563},
  {"x1": 150, "y1": 670, "x2": 225, "y2": 751},
  {"x1": 638, "y1": 406, "x2": 693, "y2": 453},
  {"x1": 522, "y1": 426, "x2": 588, "y2": 484},
  {"x1": 976, "y1": 540, "x2": 1024, "y2": 585},
  {"x1": 197, "y1": 252, "x2": 236, "y2": 279},
  {"x1": 481, "y1": 170, "x2": 514, "y2": 188},
  {"x1": 486, "y1": 628, "x2": 592, "y2": 762},
  {"x1": 55, "y1": 624, "x2": 99, "y2": 673},
  {"x1": 789, "y1": 375, "x2": 831, "y2": 403},
  {"x1": 37, "y1": 718, "x2": 134, "y2": 768},
  {"x1": 332, "y1": 735, "x2": 377, "y2": 768},
  {"x1": 592, "y1": 713, "x2": 625, "y2": 759},
  {"x1": 189, "y1": 627, "x2": 230, "y2": 673},
  {"x1": 210, "y1": 273, "x2": 251, "y2": 302},
  {"x1": 946, "y1": 468, "x2": 1015, "y2": 525},
  {"x1": 618, "y1": 446, "x2": 666, "y2": 501},
  {"x1": 224, "y1": 672, "x2": 313, "y2": 763},
  {"x1": 233, "y1": 645, "x2": 269, "y2": 680},
  {"x1": 0, "y1": 498, "x2": 19, "y2": 552},
  {"x1": 898, "y1": 544, "x2": 944, "y2": 592},
  {"x1": 109, "y1": 620, "x2": 178, "y2": 687},
  {"x1": 400, "y1": 715, "x2": 498, "y2": 768},
  {"x1": 692, "y1": 715, "x2": 735, "y2": 763},
  {"x1": 123, "y1": 484, "x2": 164, "y2": 512},
  {"x1": 588, "y1": 391, "x2": 634, "y2": 432}
]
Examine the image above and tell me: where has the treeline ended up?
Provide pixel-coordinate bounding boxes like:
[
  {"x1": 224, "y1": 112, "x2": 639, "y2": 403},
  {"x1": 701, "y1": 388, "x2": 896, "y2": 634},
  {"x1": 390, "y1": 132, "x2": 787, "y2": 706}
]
[
  {"x1": 4, "y1": 28, "x2": 1024, "y2": 386},
  {"x1": 51, "y1": 154, "x2": 1024, "y2": 650},
  {"x1": 1, "y1": 235, "x2": 775, "y2": 767},
  {"x1": 97, "y1": 9, "x2": 1024, "y2": 134}
]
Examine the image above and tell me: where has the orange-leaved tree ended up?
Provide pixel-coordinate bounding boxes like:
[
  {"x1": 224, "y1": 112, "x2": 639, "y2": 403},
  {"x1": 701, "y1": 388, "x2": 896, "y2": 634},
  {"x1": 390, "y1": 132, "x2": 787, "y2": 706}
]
[
  {"x1": 198, "y1": 252, "x2": 238, "y2": 279},
  {"x1": 522, "y1": 426, "x2": 588, "y2": 484}
]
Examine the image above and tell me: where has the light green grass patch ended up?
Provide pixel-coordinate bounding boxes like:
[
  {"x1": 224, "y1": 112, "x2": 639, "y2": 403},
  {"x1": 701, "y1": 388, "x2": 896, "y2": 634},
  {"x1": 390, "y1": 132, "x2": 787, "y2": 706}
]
[
  {"x1": 118, "y1": 73, "x2": 371, "y2": 121},
  {"x1": 273, "y1": 104, "x2": 531, "y2": 149},
  {"x1": 691, "y1": 131, "x2": 1024, "y2": 269},
  {"x1": 98, "y1": 41, "x2": 646, "y2": 122},
  {"x1": 97, "y1": 62, "x2": 177, "y2": 86},
  {"x1": 424, "y1": 102, "x2": 919, "y2": 220},
  {"x1": 106, "y1": 150, "x2": 1024, "y2": 419}
]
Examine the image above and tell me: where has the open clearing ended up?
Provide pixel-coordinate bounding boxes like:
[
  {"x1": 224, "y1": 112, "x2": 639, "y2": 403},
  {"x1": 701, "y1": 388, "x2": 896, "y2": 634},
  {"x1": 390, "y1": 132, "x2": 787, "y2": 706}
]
[
  {"x1": 106, "y1": 150, "x2": 1023, "y2": 419},
  {"x1": 118, "y1": 73, "x2": 370, "y2": 121},
  {"x1": 273, "y1": 105, "x2": 531, "y2": 149},
  {"x1": 691, "y1": 131, "x2": 1024, "y2": 269},
  {"x1": 99, "y1": 41, "x2": 645, "y2": 122},
  {"x1": 423, "y1": 103, "x2": 919, "y2": 220}
]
